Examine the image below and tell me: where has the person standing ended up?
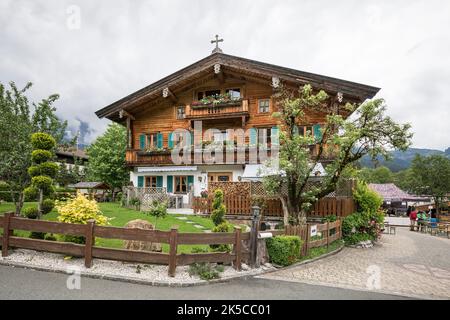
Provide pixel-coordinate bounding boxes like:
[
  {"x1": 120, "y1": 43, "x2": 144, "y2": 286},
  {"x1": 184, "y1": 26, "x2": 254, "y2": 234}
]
[{"x1": 409, "y1": 207, "x2": 418, "y2": 231}]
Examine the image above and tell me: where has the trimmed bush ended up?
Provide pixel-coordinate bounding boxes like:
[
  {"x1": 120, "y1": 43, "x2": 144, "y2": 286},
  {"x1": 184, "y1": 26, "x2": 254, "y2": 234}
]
[
  {"x1": 31, "y1": 149, "x2": 52, "y2": 164},
  {"x1": 44, "y1": 233, "x2": 57, "y2": 241},
  {"x1": 23, "y1": 186, "x2": 38, "y2": 201},
  {"x1": 41, "y1": 199, "x2": 55, "y2": 214},
  {"x1": 210, "y1": 189, "x2": 226, "y2": 226},
  {"x1": 31, "y1": 132, "x2": 56, "y2": 150},
  {"x1": 31, "y1": 176, "x2": 53, "y2": 190},
  {"x1": 266, "y1": 235, "x2": 303, "y2": 266},
  {"x1": 27, "y1": 165, "x2": 41, "y2": 177},
  {"x1": 22, "y1": 207, "x2": 39, "y2": 219},
  {"x1": 210, "y1": 222, "x2": 232, "y2": 252},
  {"x1": 56, "y1": 193, "x2": 109, "y2": 225},
  {"x1": 38, "y1": 162, "x2": 59, "y2": 178}
]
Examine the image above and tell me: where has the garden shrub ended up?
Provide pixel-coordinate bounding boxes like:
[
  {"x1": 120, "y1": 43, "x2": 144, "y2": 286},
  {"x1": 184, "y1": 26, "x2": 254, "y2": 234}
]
[
  {"x1": 191, "y1": 247, "x2": 210, "y2": 253},
  {"x1": 22, "y1": 207, "x2": 39, "y2": 219},
  {"x1": 188, "y1": 262, "x2": 223, "y2": 280},
  {"x1": 210, "y1": 222, "x2": 232, "y2": 252},
  {"x1": 23, "y1": 186, "x2": 38, "y2": 202},
  {"x1": 41, "y1": 199, "x2": 55, "y2": 214},
  {"x1": 342, "y1": 181, "x2": 384, "y2": 245},
  {"x1": 31, "y1": 132, "x2": 56, "y2": 150},
  {"x1": 323, "y1": 215, "x2": 337, "y2": 223},
  {"x1": 266, "y1": 235, "x2": 303, "y2": 266},
  {"x1": 30, "y1": 232, "x2": 46, "y2": 239},
  {"x1": 56, "y1": 194, "x2": 109, "y2": 243},
  {"x1": 210, "y1": 189, "x2": 226, "y2": 226},
  {"x1": 38, "y1": 162, "x2": 59, "y2": 177},
  {"x1": 44, "y1": 233, "x2": 57, "y2": 241},
  {"x1": 145, "y1": 200, "x2": 167, "y2": 229},
  {"x1": 31, "y1": 149, "x2": 52, "y2": 164}
]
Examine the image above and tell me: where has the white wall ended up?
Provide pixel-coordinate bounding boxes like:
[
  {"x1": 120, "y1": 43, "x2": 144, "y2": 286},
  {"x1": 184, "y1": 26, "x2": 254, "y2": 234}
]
[{"x1": 129, "y1": 164, "x2": 245, "y2": 204}]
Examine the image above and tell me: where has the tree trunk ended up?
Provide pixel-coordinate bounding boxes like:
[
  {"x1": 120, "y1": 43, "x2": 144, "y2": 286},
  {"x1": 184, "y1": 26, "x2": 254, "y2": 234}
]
[
  {"x1": 38, "y1": 189, "x2": 43, "y2": 219},
  {"x1": 16, "y1": 192, "x2": 25, "y2": 216},
  {"x1": 280, "y1": 197, "x2": 289, "y2": 225},
  {"x1": 112, "y1": 189, "x2": 116, "y2": 202}
]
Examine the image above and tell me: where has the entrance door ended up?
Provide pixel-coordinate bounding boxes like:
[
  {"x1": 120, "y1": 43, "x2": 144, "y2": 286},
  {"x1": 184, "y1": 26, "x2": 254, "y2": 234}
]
[{"x1": 208, "y1": 172, "x2": 232, "y2": 182}]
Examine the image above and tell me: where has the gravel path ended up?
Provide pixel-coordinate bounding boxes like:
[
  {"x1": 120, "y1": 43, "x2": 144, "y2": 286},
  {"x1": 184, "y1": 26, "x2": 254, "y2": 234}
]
[{"x1": 0, "y1": 249, "x2": 273, "y2": 285}]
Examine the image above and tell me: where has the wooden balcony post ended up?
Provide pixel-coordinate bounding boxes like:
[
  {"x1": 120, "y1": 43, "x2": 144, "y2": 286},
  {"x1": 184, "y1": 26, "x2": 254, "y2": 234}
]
[{"x1": 1, "y1": 212, "x2": 12, "y2": 257}]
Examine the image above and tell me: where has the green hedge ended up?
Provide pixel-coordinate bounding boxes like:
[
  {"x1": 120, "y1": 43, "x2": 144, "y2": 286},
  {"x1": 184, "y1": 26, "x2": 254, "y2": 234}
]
[{"x1": 266, "y1": 235, "x2": 303, "y2": 266}]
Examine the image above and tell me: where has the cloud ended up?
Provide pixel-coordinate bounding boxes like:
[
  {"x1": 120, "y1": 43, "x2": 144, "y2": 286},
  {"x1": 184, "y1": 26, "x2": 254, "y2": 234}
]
[{"x1": 0, "y1": 0, "x2": 449, "y2": 149}]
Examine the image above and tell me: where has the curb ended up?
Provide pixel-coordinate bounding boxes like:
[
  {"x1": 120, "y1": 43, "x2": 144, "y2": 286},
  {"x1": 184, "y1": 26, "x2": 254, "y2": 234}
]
[{"x1": 0, "y1": 258, "x2": 272, "y2": 288}]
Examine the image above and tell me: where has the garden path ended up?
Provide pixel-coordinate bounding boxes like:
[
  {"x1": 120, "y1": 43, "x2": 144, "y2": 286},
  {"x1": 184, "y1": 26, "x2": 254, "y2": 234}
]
[{"x1": 258, "y1": 227, "x2": 450, "y2": 299}]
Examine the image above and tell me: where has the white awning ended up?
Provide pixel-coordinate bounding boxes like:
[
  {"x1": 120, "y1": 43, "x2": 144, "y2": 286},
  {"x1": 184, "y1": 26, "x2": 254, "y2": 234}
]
[
  {"x1": 242, "y1": 163, "x2": 326, "y2": 181},
  {"x1": 137, "y1": 166, "x2": 198, "y2": 173}
]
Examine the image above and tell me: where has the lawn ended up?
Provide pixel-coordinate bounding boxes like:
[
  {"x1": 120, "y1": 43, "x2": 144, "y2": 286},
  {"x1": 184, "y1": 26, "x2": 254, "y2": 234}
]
[{"x1": 0, "y1": 202, "x2": 220, "y2": 253}]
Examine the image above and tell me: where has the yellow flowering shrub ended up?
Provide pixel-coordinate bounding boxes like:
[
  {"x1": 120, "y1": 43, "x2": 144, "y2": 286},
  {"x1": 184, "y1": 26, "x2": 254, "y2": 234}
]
[{"x1": 56, "y1": 193, "x2": 109, "y2": 226}]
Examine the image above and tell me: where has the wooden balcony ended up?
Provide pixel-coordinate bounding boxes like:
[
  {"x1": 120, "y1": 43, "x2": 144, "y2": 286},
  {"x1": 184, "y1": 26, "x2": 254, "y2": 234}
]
[
  {"x1": 185, "y1": 99, "x2": 249, "y2": 120},
  {"x1": 126, "y1": 143, "x2": 337, "y2": 167}
]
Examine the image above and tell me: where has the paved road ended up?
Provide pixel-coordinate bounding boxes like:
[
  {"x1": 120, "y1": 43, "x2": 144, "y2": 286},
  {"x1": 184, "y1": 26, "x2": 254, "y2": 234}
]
[
  {"x1": 0, "y1": 264, "x2": 407, "y2": 300},
  {"x1": 260, "y1": 227, "x2": 450, "y2": 299}
]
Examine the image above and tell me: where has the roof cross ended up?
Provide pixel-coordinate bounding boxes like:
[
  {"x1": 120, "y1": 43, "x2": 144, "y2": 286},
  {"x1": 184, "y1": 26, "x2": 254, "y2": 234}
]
[{"x1": 211, "y1": 34, "x2": 223, "y2": 54}]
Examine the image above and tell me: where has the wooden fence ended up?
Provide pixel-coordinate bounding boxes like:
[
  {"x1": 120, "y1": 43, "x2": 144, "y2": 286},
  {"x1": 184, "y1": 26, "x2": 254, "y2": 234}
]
[
  {"x1": 193, "y1": 196, "x2": 354, "y2": 218},
  {"x1": 0, "y1": 212, "x2": 250, "y2": 276},
  {"x1": 267, "y1": 220, "x2": 342, "y2": 256}
]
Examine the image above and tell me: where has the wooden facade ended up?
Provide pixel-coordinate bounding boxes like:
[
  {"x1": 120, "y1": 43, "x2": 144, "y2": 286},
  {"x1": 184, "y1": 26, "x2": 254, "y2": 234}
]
[{"x1": 96, "y1": 52, "x2": 379, "y2": 169}]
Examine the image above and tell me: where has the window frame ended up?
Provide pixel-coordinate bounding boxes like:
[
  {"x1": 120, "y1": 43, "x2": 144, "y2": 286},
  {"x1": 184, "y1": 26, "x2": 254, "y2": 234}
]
[
  {"x1": 174, "y1": 176, "x2": 188, "y2": 194},
  {"x1": 176, "y1": 105, "x2": 186, "y2": 120},
  {"x1": 146, "y1": 133, "x2": 158, "y2": 148},
  {"x1": 258, "y1": 99, "x2": 270, "y2": 113},
  {"x1": 145, "y1": 176, "x2": 158, "y2": 188}
]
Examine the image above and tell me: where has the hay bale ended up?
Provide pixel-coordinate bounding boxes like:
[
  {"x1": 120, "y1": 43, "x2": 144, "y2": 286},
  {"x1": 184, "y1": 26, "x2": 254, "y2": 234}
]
[{"x1": 123, "y1": 219, "x2": 162, "y2": 252}]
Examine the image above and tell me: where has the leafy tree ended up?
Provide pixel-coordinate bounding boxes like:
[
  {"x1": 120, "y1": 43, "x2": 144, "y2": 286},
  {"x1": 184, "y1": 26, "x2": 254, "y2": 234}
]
[
  {"x1": 263, "y1": 84, "x2": 412, "y2": 225},
  {"x1": 86, "y1": 123, "x2": 128, "y2": 200},
  {"x1": 358, "y1": 166, "x2": 394, "y2": 184},
  {"x1": 0, "y1": 81, "x2": 67, "y2": 214},
  {"x1": 407, "y1": 154, "x2": 450, "y2": 213}
]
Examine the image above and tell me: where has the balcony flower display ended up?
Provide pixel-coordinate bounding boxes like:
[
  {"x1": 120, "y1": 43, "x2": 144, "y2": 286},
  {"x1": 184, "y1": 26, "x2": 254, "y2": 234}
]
[{"x1": 191, "y1": 93, "x2": 242, "y2": 108}]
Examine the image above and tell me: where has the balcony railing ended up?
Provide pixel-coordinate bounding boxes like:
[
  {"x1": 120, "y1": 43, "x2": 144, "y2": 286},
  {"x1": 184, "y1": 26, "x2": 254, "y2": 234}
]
[{"x1": 185, "y1": 99, "x2": 249, "y2": 120}]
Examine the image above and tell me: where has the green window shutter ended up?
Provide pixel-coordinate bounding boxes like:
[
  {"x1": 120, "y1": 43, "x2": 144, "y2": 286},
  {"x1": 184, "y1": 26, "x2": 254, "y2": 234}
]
[
  {"x1": 137, "y1": 176, "x2": 144, "y2": 188},
  {"x1": 139, "y1": 134, "x2": 146, "y2": 150},
  {"x1": 156, "y1": 176, "x2": 163, "y2": 188},
  {"x1": 157, "y1": 133, "x2": 163, "y2": 148},
  {"x1": 187, "y1": 175, "x2": 194, "y2": 186},
  {"x1": 249, "y1": 128, "x2": 257, "y2": 146},
  {"x1": 271, "y1": 126, "x2": 279, "y2": 146},
  {"x1": 167, "y1": 175, "x2": 173, "y2": 193},
  {"x1": 313, "y1": 124, "x2": 322, "y2": 141},
  {"x1": 168, "y1": 132, "x2": 173, "y2": 148}
]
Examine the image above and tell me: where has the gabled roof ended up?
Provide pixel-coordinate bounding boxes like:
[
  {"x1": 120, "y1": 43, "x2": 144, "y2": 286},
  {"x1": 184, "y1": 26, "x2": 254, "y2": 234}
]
[
  {"x1": 68, "y1": 182, "x2": 110, "y2": 189},
  {"x1": 368, "y1": 183, "x2": 428, "y2": 202},
  {"x1": 56, "y1": 148, "x2": 88, "y2": 160},
  {"x1": 95, "y1": 52, "x2": 380, "y2": 121}
]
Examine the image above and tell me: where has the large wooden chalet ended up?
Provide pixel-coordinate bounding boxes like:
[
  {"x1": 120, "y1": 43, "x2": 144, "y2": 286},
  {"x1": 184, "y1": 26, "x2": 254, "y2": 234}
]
[{"x1": 95, "y1": 40, "x2": 379, "y2": 207}]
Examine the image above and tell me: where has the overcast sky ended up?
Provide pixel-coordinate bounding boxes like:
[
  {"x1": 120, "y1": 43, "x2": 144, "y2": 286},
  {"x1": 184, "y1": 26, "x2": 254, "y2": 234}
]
[{"x1": 1, "y1": 0, "x2": 449, "y2": 150}]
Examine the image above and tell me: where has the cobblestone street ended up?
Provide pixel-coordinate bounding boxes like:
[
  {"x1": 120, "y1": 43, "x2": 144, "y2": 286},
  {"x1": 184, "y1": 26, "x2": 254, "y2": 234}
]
[{"x1": 259, "y1": 227, "x2": 450, "y2": 299}]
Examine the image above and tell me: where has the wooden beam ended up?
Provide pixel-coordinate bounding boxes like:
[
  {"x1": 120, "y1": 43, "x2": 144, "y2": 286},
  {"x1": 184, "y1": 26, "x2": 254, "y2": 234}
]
[
  {"x1": 119, "y1": 109, "x2": 135, "y2": 120},
  {"x1": 162, "y1": 87, "x2": 178, "y2": 103}
]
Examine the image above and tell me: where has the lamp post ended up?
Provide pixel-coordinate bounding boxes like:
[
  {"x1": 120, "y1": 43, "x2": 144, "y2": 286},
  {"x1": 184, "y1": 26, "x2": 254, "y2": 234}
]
[{"x1": 250, "y1": 206, "x2": 261, "y2": 267}]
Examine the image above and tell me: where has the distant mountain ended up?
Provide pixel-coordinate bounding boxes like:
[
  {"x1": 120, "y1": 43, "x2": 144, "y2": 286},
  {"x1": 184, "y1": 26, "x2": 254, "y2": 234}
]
[{"x1": 359, "y1": 147, "x2": 450, "y2": 172}]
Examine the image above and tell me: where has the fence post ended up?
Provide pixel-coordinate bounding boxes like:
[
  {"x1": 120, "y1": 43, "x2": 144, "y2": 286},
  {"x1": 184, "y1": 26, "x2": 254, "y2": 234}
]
[
  {"x1": 2, "y1": 212, "x2": 12, "y2": 257},
  {"x1": 249, "y1": 206, "x2": 261, "y2": 268},
  {"x1": 84, "y1": 219, "x2": 95, "y2": 268},
  {"x1": 168, "y1": 226, "x2": 179, "y2": 277},
  {"x1": 234, "y1": 226, "x2": 242, "y2": 271},
  {"x1": 326, "y1": 221, "x2": 330, "y2": 249}
]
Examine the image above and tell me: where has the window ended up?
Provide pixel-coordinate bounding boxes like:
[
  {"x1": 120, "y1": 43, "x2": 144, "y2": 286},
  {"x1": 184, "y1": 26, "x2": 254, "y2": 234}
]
[
  {"x1": 198, "y1": 90, "x2": 221, "y2": 100},
  {"x1": 145, "y1": 176, "x2": 158, "y2": 188},
  {"x1": 258, "y1": 128, "x2": 272, "y2": 146},
  {"x1": 297, "y1": 126, "x2": 313, "y2": 136},
  {"x1": 176, "y1": 106, "x2": 185, "y2": 119},
  {"x1": 226, "y1": 88, "x2": 241, "y2": 99},
  {"x1": 258, "y1": 99, "x2": 270, "y2": 113},
  {"x1": 174, "y1": 176, "x2": 187, "y2": 193},
  {"x1": 146, "y1": 133, "x2": 158, "y2": 148}
]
